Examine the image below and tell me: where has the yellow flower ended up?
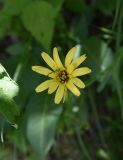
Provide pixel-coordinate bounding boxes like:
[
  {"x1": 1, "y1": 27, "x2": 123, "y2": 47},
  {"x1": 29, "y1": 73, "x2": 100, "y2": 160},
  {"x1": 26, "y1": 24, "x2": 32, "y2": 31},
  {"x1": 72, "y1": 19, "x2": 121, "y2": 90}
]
[{"x1": 32, "y1": 47, "x2": 91, "y2": 104}]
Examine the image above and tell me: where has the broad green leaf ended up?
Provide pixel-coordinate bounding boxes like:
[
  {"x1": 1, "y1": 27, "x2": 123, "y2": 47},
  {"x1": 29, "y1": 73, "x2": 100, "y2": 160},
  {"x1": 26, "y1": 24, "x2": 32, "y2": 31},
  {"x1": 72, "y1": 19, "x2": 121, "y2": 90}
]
[
  {"x1": 0, "y1": 12, "x2": 11, "y2": 38},
  {"x1": 0, "y1": 77, "x2": 19, "y2": 98},
  {"x1": 3, "y1": 0, "x2": 32, "y2": 16},
  {"x1": 75, "y1": 14, "x2": 89, "y2": 43},
  {"x1": 15, "y1": 53, "x2": 41, "y2": 107},
  {"x1": 0, "y1": 64, "x2": 7, "y2": 78},
  {"x1": 85, "y1": 37, "x2": 113, "y2": 74},
  {"x1": 0, "y1": 64, "x2": 19, "y2": 98},
  {"x1": 84, "y1": 36, "x2": 113, "y2": 91},
  {"x1": 8, "y1": 116, "x2": 28, "y2": 153},
  {"x1": 0, "y1": 0, "x2": 32, "y2": 38},
  {"x1": 6, "y1": 42, "x2": 24, "y2": 56},
  {"x1": 0, "y1": 93, "x2": 19, "y2": 124},
  {"x1": 22, "y1": 1, "x2": 55, "y2": 50},
  {"x1": 26, "y1": 93, "x2": 62, "y2": 159},
  {"x1": 46, "y1": 0, "x2": 64, "y2": 13},
  {"x1": 0, "y1": 64, "x2": 19, "y2": 124}
]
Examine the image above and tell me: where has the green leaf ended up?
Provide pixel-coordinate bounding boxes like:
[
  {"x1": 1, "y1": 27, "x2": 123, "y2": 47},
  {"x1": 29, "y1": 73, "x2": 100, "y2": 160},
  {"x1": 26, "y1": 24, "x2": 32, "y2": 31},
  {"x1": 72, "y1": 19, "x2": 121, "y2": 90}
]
[
  {"x1": 22, "y1": 1, "x2": 55, "y2": 50},
  {"x1": 0, "y1": 0, "x2": 32, "y2": 38},
  {"x1": 46, "y1": 0, "x2": 64, "y2": 13},
  {"x1": 0, "y1": 64, "x2": 19, "y2": 124},
  {"x1": 112, "y1": 48, "x2": 123, "y2": 119},
  {"x1": 0, "y1": 146, "x2": 11, "y2": 160},
  {"x1": 84, "y1": 36, "x2": 113, "y2": 91},
  {"x1": 26, "y1": 93, "x2": 62, "y2": 159},
  {"x1": 15, "y1": 53, "x2": 41, "y2": 106},
  {"x1": 0, "y1": 77, "x2": 19, "y2": 98},
  {"x1": 75, "y1": 14, "x2": 89, "y2": 43},
  {"x1": 3, "y1": 0, "x2": 32, "y2": 16},
  {"x1": 0, "y1": 12, "x2": 11, "y2": 38},
  {"x1": 0, "y1": 93, "x2": 19, "y2": 124},
  {"x1": 6, "y1": 42, "x2": 24, "y2": 56},
  {"x1": 85, "y1": 37, "x2": 113, "y2": 74},
  {"x1": 95, "y1": 0, "x2": 116, "y2": 15},
  {"x1": 0, "y1": 64, "x2": 19, "y2": 98}
]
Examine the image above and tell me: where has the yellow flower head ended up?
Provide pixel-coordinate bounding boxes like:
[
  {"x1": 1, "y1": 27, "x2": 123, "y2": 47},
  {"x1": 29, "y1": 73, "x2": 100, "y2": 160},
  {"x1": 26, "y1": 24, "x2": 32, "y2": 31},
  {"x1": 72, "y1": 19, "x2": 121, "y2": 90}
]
[{"x1": 32, "y1": 47, "x2": 91, "y2": 104}]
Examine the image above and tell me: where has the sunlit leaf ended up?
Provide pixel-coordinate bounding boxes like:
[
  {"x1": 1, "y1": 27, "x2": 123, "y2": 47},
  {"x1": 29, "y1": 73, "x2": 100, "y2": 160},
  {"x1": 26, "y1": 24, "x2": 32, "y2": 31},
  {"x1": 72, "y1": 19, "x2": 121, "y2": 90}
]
[
  {"x1": 0, "y1": 93, "x2": 19, "y2": 124},
  {"x1": 26, "y1": 93, "x2": 62, "y2": 159},
  {"x1": 0, "y1": 64, "x2": 19, "y2": 98},
  {"x1": 0, "y1": 64, "x2": 19, "y2": 124},
  {"x1": 22, "y1": 1, "x2": 55, "y2": 50},
  {"x1": 84, "y1": 36, "x2": 113, "y2": 91}
]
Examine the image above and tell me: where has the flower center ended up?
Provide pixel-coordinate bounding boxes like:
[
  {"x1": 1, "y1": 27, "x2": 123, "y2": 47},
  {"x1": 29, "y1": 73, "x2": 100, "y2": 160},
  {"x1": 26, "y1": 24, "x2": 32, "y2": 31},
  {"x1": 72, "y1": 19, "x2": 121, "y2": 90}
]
[{"x1": 57, "y1": 70, "x2": 69, "y2": 83}]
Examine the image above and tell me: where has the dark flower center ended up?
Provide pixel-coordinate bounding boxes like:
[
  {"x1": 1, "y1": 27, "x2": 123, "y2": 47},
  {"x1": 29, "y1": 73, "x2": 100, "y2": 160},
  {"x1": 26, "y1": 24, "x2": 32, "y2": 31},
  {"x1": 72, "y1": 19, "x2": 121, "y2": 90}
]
[{"x1": 57, "y1": 70, "x2": 69, "y2": 83}]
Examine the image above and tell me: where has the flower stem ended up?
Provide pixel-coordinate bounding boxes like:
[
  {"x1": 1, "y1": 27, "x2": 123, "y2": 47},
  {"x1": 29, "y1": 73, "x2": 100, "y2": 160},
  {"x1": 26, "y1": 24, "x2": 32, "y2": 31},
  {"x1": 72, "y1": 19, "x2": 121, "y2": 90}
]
[
  {"x1": 115, "y1": 0, "x2": 122, "y2": 51},
  {"x1": 74, "y1": 127, "x2": 92, "y2": 160},
  {"x1": 66, "y1": 95, "x2": 92, "y2": 160},
  {"x1": 13, "y1": 45, "x2": 31, "y2": 82},
  {"x1": 88, "y1": 89, "x2": 107, "y2": 148}
]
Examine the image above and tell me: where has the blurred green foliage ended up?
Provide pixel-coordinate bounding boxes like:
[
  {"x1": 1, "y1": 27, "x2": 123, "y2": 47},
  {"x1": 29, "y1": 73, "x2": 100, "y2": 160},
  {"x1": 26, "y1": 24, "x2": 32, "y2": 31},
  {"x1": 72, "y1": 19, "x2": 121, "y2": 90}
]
[
  {"x1": 0, "y1": 0, "x2": 123, "y2": 160},
  {"x1": 0, "y1": 64, "x2": 19, "y2": 124}
]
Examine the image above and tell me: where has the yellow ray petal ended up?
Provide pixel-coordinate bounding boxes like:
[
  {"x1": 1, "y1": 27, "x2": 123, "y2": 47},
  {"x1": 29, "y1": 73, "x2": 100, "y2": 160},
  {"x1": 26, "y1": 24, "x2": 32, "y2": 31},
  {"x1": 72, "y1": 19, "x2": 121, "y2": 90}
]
[
  {"x1": 71, "y1": 54, "x2": 86, "y2": 68},
  {"x1": 48, "y1": 72, "x2": 56, "y2": 78},
  {"x1": 55, "y1": 84, "x2": 65, "y2": 104},
  {"x1": 66, "y1": 80, "x2": 80, "y2": 96},
  {"x1": 35, "y1": 79, "x2": 53, "y2": 93},
  {"x1": 66, "y1": 55, "x2": 87, "y2": 74},
  {"x1": 48, "y1": 81, "x2": 59, "y2": 94},
  {"x1": 32, "y1": 66, "x2": 53, "y2": 76},
  {"x1": 71, "y1": 78, "x2": 85, "y2": 88},
  {"x1": 72, "y1": 67, "x2": 91, "y2": 77},
  {"x1": 41, "y1": 52, "x2": 57, "y2": 70},
  {"x1": 65, "y1": 47, "x2": 76, "y2": 66},
  {"x1": 53, "y1": 47, "x2": 64, "y2": 68},
  {"x1": 66, "y1": 65, "x2": 75, "y2": 74}
]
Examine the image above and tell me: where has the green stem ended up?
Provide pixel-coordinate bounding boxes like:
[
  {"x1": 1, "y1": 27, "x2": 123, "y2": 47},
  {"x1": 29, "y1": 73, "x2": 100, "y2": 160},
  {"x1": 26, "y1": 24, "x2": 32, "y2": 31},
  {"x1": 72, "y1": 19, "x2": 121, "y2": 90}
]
[
  {"x1": 88, "y1": 89, "x2": 107, "y2": 148},
  {"x1": 112, "y1": 0, "x2": 121, "y2": 30},
  {"x1": 13, "y1": 45, "x2": 31, "y2": 82},
  {"x1": 65, "y1": 96, "x2": 92, "y2": 160},
  {"x1": 13, "y1": 64, "x2": 23, "y2": 82},
  {"x1": 101, "y1": 0, "x2": 121, "y2": 48},
  {"x1": 75, "y1": 127, "x2": 92, "y2": 160},
  {"x1": 86, "y1": 64, "x2": 113, "y2": 87},
  {"x1": 114, "y1": 0, "x2": 123, "y2": 119},
  {"x1": 115, "y1": 0, "x2": 122, "y2": 51}
]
